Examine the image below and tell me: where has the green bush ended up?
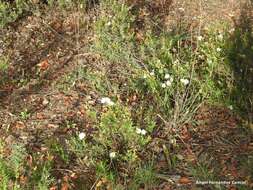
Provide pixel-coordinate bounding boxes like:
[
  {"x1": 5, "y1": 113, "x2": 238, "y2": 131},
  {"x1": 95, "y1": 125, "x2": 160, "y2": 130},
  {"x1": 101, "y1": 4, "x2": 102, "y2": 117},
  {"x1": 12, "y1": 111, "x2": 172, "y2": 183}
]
[
  {"x1": 69, "y1": 104, "x2": 152, "y2": 187},
  {"x1": 0, "y1": 0, "x2": 29, "y2": 27},
  {"x1": 0, "y1": 142, "x2": 27, "y2": 190},
  {"x1": 92, "y1": 0, "x2": 233, "y2": 129},
  {"x1": 225, "y1": 5, "x2": 253, "y2": 121},
  {"x1": 92, "y1": 0, "x2": 136, "y2": 65}
]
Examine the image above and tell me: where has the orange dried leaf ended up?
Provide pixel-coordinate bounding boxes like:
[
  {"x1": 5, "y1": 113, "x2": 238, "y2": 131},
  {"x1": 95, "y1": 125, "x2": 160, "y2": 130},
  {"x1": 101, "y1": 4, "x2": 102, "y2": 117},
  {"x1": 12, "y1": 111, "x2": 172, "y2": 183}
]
[
  {"x1": 178, "y1": 177, "x2": 191, "y2": 184},
  {"x1": 37, "y1": 60, "x2": 49, "y2": 71},
  {"x1": 61, "y1": 182, "x2": 69, "y2": 190},
  {"x1": 19, "y1": 175, "x2": 27, "y2": 184},
  {"x1": 50, "y1": 186, "x2": 57, "y2": 190},
  {"x1": 47, "y1": 124, "x2": 59, "y2": 129},
  {"x1": 36, "y1": 113, "x2": 45, "y2": 119},
  {"x1": 15, "y1": 121, "x2": 26, "y2": 129},
  {"x1": 136, "y1": 32, "x2": 144, "y2": 42}
]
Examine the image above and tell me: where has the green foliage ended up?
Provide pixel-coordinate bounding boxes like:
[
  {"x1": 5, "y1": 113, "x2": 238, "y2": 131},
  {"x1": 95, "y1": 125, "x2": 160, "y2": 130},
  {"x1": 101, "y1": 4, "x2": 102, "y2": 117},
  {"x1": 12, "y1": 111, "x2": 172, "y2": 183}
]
[
  {"x1": 44, "y1": 0, "x2": 91, "y2": 10},
  {"x1": 0, "y1": 142, "x2": 54, "y2": 190},
  {"x1": 0, "y1": 0, "x2": 251, "y2": 189},
  {"x1": 92, "y1": 0, "x2": 136, "y2": 65},
  {"x1": 0, "y1": 55, "x2": 9, "y2": 86},
  {"x1": 225, "y1": 4, "x2": 253, "y2": 121},
  {"x1": 50, "y1": 142, "x2": 69, "y2": 164},
  {"x1": 92, "y1": 0, "x2": 235, "y2": 130},
  {"x1": 97, "y1": 105, "x2": 150, "y2": 149},
  {"x1": 56, "y1": 0, "x2": 74, "y2": 8},
  {"x1": 20, "y1": 109, "x2": 30, "y2": 120},
  {"x1": 69, "y1": 104, "x2": 152, "y2": 186},
  {"x1": 0, "y1": 0, "x2": 28, "y2": 27},
  {"x1": 197, "y1": 28, "x2": 232, "y2": 102},
  {"x1": 0, "y1": 143, "x2": 27, "y2": 190},
  {"x1": 191, "y1": 162, "x2": 216, "y2": 182},
  {"x1": 130, "y1": 164, "x2": 157, "y2": 190},
  {"x1": 29, "y1": 158, "x2": 54, "y2": 190},
  {"x1": 0, "y1": 157, "x2": 9, "y2": 190},
  {"x1": 9, "y1": 144, "x2": 27, "y2": 179},
  {"x1": 85, "y1": 69, "x2": 111, "y2": 94},
  {"x1": 0, "y1": 1, "x2": 12, "y2": 27},
  {"x1": 69, "y1": 134, "x2": 87, "y2": 158},
  {"x1": 36, "y1": 164, "x2": 54, "y2": 190},
  {"x1": 0, "y1": 0, "x2": 89, "y2": 27},
  {"x1": 0, "y1": 56, "x2": 8, "y2": 72}
]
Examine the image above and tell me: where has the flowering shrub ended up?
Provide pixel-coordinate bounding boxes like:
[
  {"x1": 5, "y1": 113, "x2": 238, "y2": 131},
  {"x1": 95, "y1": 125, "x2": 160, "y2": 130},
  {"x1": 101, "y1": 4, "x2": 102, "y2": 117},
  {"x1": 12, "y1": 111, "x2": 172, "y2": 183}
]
[
  {"x1": 68, "y1": 104, "x2": 152, "y2": 184},
  {"x1": 91, "y1": 0, "x2": 234, "y2": 130},
  {"x1": 99, "y1": 97, "x2": 115, "y2": 106},
  {"x1": 66, "y1": 12, "x2": 253, "y2": 188}
]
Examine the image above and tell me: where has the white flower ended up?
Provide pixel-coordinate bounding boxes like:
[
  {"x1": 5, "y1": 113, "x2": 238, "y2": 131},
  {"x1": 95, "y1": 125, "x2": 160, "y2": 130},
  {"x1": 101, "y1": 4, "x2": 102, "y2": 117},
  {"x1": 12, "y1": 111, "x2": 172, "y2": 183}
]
[
  {"x1": 197, "y1": 36, "x2": 203, "y2": 41},
  {"x1": 165, "y1": 80, "x2": 172, "y2": 87},
  {"x1": 216, "y1": 47, "x2": 222, "y2": 52},
  {"x1": 164, "y1": 74, "x2": 173, "y2": 85},
  {"x1": 170, "y1": 138, "x2": 177, "y2": 145},
  {"x1": 141, "y1": 129, "x2": 147, "y2": 135},
  {"x1": 180, "y1": 78, "x2": 189, "y2": 85},
  {"x1": 207, "y1": 59, "x2": 212, "y2": 65},
  {"x1": 228, "y1": 105, "x2": 233, "y2": 110},
  {"x1": 150, "y1": 70, "x2": 155, "y2": 76},
  {"x1": 218, "y1": 34, "x2": 223, "y2": 40},
  {"x1": 136, "y1": 128, "x2": 147, "y2": 135},
  {"x1": 174, "y1": 59, "x2": 179, "y2": 64},
  {"x1": 42, "y1": 99, "x2": 49, "y2": 106},
  {"x1": 106, "y1": 21, "x2": 112, "y2": 26},
  {"x1": 136, "y1": 128, "x2": 142, "y2": 134},
  {"x1": 78, "y1": 132, "x2": 86, "y2": 140},
  {"x1": 143, "y1": 74, "x2": 147, "y2": 79},
  {"x1": 109, "y1": 152, "x2": 116, "y2": 159},
  {"x1": 100, "y1": 97, "x2": 115, "y2": 106},
  {"x1": 161, "y1": 83, "x2": 166, "y2": 88},
  {"x1": 229, "y1": 28, "x2": 235, "y2": 34},
  {"x1": 164, "y1": 74, "x2": 171, "y2": 79},
  {"x1": 178, "y1": 7, "x2": 185, "y2": 12}
]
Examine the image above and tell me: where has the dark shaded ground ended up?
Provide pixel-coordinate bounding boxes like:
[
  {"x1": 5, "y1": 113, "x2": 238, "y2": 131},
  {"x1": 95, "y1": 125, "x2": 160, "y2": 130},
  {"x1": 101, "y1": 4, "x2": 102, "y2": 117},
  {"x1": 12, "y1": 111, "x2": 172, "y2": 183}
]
[{"x1": 226, "y1": 1, "x2": 253, "y2": 123}]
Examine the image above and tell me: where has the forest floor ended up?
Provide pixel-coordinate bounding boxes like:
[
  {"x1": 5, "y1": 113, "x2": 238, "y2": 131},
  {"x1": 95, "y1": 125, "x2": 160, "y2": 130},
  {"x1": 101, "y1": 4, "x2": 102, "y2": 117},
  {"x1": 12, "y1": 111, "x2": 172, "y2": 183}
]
[{"x1": 0, "y1": 0, "x2": 252, "y2": 190}]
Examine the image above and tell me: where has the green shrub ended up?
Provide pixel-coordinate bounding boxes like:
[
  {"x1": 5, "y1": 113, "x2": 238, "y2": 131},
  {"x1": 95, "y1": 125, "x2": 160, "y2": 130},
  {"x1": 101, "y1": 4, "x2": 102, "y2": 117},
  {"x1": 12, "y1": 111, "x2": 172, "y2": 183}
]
[
  {"x1": 0, "y1": 55, "x2": 9, "y2": 86},
  {"x1": 69, "y1": 104, "x2": 152, "y2": 186},
  {"x1": 130, "y1": 163, "x2": 157, "y2": 190},
  {"x1": 225, "y1": 6, "x2": 253, "y2": 121},
  {"x1": 92, "y1": 0, "x2": 234, "y2": 131},
  {"x1": 0, "y1": 1, "x2": 13, "y2": 27},
  {"x1": 0, "y1": 0, "x2": 29, "y2": 27},
  {"x1": 0, "y1": 56, "x2": 8, "y2": 72},
  {"x1": 92, "y1": 0, "x2": 136, "y2": 65},
  {"x1": 0, "y1": 142, "x2": 27, "y2": 190},
  {"x1": 32, "y1": 161, "x2": 54, "y2": 190}
]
